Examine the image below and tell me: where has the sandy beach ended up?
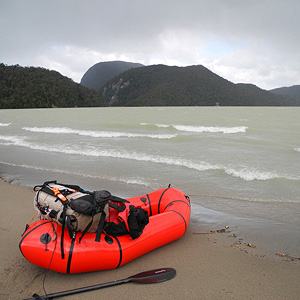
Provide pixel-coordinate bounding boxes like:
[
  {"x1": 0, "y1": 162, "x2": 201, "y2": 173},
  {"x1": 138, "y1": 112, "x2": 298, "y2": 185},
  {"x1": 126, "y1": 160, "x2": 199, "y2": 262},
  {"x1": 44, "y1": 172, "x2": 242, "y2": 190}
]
[{"x1": 1, "y1": 179, "x2": 300, "y2": 300}]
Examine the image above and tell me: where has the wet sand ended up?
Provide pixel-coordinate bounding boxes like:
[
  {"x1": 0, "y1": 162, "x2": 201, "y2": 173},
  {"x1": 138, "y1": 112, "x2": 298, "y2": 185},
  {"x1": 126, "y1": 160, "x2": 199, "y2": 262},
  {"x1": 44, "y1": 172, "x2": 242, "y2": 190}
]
[{"x1": 0, "y1": 180, "x2": 299, "y2": 300}]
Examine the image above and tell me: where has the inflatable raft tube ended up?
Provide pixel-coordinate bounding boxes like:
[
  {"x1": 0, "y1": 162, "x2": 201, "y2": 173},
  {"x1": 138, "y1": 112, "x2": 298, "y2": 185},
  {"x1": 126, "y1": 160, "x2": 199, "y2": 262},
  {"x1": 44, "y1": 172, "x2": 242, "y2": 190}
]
[{"x1": 19, "y1": 187, "x2": 191, "y2": 274}]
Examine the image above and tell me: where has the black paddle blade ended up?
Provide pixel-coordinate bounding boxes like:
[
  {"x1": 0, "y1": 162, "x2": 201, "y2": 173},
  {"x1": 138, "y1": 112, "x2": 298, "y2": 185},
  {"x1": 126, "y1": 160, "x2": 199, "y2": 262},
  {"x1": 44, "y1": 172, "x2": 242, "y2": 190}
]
[{"x1": 128, "y1": 268, "x2": 176, "y2": 284}]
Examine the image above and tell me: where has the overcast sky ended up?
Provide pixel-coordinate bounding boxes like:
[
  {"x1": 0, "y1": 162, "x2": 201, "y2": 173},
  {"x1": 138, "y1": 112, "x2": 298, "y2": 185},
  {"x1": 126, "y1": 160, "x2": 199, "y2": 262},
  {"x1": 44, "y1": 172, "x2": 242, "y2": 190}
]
[{"x1": 1, "y1": 0, "x2": 299, "y2": 90}]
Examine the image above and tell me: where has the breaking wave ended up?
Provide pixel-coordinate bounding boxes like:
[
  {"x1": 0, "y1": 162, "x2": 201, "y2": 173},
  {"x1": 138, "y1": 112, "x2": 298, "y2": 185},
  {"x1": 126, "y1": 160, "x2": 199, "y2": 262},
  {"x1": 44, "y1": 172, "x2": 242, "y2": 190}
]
[
  {"x1": 225, "y1": 167, "x2": 300, "y2": 181},
  {"x1": 0, "y1": 160, "x2": 150, "y2": 187},
  {"x1": 22, "y1": 126, "x2": 177, "y2": 140},
  {"x1": 173, "y1": 125, "x2": 247, "y2": 134},
  {"x1": 0, "y1": 123, "x2": 11, "y2": 126},
  {"x1": 1, "y1": 135, "x2": 298, "y2": 182},
  {"x1": 140, "y1": 123, "x2": 247, "y2": 134},
  {"x1": 226, "y1": 168, "x2": 280, "y2": 181},
  {"x1": 0, "y1": 135, "x2": 20, "y2": 146},
  {"x1": 0, "y1": 135, "x2": 222, "y2": 172}
]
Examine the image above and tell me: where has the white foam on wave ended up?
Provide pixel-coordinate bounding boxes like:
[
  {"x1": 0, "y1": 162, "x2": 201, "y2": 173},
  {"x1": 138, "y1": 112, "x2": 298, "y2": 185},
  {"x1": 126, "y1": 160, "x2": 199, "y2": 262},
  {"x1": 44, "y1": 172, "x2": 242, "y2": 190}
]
[
  {"x1": 2, "y1": 135, "x2": 298, "y2": 182},
  {"x1": 61, "y1": 147, "x2": 222, "y2": 173},
  {"x1": 118, "y1": 176, "x2": 150, "y2": 186},
  {"x1": 141, "y1": 122, "x2": 247, "y2": 133},
  {"x1": 0, "y1": 134, "x2": 222, "y2": 172},
  {"x1": 156, "y1": 124, "x2": 171, "y2": 128},
  {"x1": 173, "y1": 125, "x2": 247, "y2": 134},
  {"x1": 225, "y1": 167, "x2": 300, "y2": 181},
  {"x1": 225, "y1": 168, "x2": 279, "y2": 181},
  {"x1": 295, "y1": 147, "x2": 300, "y2": 153},
  {"x1": 0, "y1": 123, "x2": 11, "y2": 126},
  {"x1": 0, "y1": 135, "x2": 22, "y2": 145},
  {"x1": 22, "y1": 126, "x2": 176, "y2": 140},
  {"x1": 139, "y1": 122, "x2": 171, "y2": 128}
]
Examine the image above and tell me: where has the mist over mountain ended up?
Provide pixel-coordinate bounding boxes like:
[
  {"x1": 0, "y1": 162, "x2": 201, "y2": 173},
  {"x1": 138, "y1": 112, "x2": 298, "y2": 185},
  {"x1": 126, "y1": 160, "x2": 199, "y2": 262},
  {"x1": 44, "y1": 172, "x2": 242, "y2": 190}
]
[
  {"x1": 80, "y1": 61, "x2": 144, "y2": 92},
  {"x1": 99, "y1": 64, "x2": 299, "y2": 106}
]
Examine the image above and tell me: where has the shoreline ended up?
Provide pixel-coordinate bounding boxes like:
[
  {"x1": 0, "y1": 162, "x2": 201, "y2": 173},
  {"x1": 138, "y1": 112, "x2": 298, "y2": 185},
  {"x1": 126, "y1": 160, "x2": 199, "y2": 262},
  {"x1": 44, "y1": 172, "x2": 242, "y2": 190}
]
[
  {"x1": 2, "y1": 163, "x2": 299, "y2": 263},
  {"x1": 1, "y1": 167, "x2": 300, "y2": 263},
  {"x1": 191, "y1": 203, "x2": 300, "y2": 263},
  {"x1": 1, "y1": 179, "x2": 300, "y2": 299}
]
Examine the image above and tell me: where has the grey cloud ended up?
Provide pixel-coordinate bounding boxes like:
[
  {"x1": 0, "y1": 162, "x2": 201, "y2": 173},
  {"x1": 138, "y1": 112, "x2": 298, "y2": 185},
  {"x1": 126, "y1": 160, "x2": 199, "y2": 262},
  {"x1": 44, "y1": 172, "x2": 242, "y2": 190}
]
[{"x1": 1, "y1": 0, "x2": 300, "y2": 89}]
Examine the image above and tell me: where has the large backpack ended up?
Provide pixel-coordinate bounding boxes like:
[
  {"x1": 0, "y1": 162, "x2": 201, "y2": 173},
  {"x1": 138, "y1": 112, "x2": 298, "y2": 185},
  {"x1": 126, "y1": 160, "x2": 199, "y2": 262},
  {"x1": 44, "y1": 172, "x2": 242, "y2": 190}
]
[
  {"x1": 34, "y1": 181, "x2": 130, "y2": 245},
  {"x1": 34, "y1": 181, "x2": 149, "y2": 243}
]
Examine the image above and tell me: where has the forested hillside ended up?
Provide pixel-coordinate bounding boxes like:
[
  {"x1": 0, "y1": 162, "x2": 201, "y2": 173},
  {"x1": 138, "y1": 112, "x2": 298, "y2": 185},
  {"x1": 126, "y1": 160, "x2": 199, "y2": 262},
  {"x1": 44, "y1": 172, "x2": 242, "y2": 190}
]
[
  {"x1": 80, "y1": 61, "x2": 144, "y2": 92},
  {"x1": 2, "y1": 62, "x2": 299, "y2": 109},
  {"x1": 269, "y1": 85, "x2": 300, "y2": 101},
  {"x1": 101, "y1": 64, "x2": 299, "y2": 106},
  {"x1": 0, "y1": 64, "x2": 106, "y2": 109}
]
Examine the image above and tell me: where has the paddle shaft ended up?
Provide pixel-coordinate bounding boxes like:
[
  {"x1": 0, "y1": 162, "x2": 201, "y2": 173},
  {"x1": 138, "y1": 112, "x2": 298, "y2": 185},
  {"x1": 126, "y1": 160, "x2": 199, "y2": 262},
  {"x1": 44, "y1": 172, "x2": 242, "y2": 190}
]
[
  {"x1": 25, "y1": 278, "x2": 130, "y2": 300},
  {"x1": 24, "y1": 268, "x2": 176, "y2": 300}
]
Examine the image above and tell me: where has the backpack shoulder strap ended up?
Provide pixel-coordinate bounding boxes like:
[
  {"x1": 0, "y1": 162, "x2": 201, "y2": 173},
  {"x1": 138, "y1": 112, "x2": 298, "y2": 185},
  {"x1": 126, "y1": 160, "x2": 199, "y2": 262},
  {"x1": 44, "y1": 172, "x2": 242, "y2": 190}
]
[{"x1": 109, "y1": 195, "x2": 130, "y2": 203}]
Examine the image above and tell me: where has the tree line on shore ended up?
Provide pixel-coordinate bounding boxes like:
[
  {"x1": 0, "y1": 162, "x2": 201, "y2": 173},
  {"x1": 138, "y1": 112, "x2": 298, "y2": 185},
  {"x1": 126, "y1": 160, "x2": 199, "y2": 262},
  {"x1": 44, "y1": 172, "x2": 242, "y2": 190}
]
[
  {"x1": 0, "y1": 63, "x2": 106, "y2": 109},
  {"x1": 1, "y1": 62, "x2": 300, "y2": 109}
]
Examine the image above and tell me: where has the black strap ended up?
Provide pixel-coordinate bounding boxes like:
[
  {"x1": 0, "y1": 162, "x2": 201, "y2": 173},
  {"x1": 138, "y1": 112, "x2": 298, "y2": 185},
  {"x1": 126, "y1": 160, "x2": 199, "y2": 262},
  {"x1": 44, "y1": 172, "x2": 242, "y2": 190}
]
[
  {"x1": 65, "y1": 216, "x2": 77, "y2": 239},
  {"x1": 56, "y1": 182, "x2": 90, "y2": 194},
  {"x1": 33, "y1": 180, "x2": 57, "y2": 191},
  {"x1": 49, "y1": 209, "x2": 58, "y2": 218},
  {"x1": 60, "y1": 206, "x2": 67, "y2": 259},
  {"x1": 109, "y1": 195, "x2": 130, "y2": 203},
  {"x1": 109, "y1": 202, "x2": 126, "y2": 212},
  {"x1": 78, "y1": 215, "x2": 94, "y2": 244},
  {"x1": 34, "y1": 180, "x2": 91, "y2": 201},
  {"x1": 67, "y1": 232, "x2": 77, "y2": 274},
  {"x1": 95, "y1": 211, "x2": 106, "y2": 242}
]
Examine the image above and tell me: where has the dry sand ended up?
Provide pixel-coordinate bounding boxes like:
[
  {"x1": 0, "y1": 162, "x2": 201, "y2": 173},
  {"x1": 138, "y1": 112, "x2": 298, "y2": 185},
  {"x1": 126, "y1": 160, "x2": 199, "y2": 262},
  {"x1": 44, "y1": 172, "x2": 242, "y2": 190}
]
[{"x1": 0, "y1": 179, "x2": 299, "y2": 300}]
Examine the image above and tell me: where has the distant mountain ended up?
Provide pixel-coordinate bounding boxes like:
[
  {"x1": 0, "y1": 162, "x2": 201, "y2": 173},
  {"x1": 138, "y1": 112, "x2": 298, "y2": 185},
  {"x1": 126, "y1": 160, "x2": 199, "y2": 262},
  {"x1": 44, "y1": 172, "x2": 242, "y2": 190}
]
[
  {"x1": 2, "y1": 62, "x2": 299, "y2": 109},
  {"x1": 0, "y1": 63, "x2": 106, "y2": 109},
  {"x1": 101, "y1": 64, "x2": 300, "y2": 106},
  {"x1": 269, "y1": 85, "x2": 300, "y2": 101},
  {"x1": 80, "y1": 61, "x2": 144, "y2": 92}
]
